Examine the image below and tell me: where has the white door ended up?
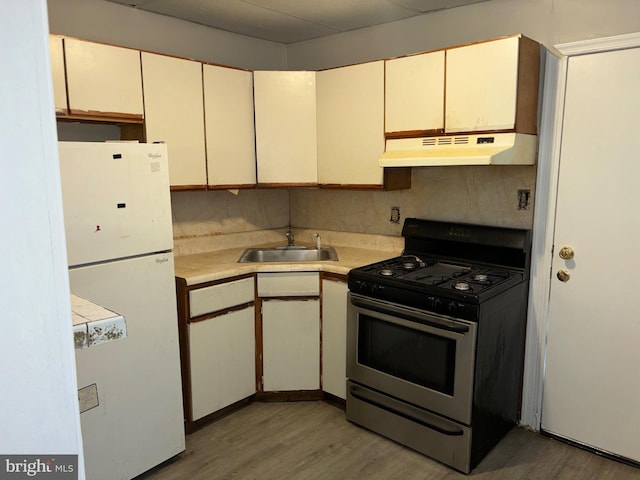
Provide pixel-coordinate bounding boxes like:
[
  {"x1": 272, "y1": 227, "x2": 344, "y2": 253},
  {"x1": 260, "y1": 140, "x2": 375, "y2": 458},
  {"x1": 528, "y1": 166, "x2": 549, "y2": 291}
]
[{"x1": 541, "y1": 43, "x2": 640, "y2": 462}]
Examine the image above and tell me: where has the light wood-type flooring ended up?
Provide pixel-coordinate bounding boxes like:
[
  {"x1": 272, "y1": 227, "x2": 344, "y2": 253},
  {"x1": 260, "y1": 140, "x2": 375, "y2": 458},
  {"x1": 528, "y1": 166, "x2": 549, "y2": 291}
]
[{"x1": 137, "y1": 401, "x2": 640, "y2": 480}]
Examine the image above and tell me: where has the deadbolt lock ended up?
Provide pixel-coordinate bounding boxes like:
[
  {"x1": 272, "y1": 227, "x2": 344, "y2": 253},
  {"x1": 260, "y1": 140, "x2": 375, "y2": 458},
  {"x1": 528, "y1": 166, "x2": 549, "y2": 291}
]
[
  {"x1": 559, "y1": 246, "x2": 575, "y2": 260},
  {"x1": 557, "y1": 269, "x2": 570, "y2": 282}
]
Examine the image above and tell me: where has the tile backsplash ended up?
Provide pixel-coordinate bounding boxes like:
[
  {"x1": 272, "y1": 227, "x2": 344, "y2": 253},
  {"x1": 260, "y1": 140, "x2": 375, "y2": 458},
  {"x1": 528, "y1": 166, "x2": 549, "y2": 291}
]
[
  {"x1": 170, "y1": 166, "x2": 536, "y2": 252},
  {"x1": 171, "y1": 188, "x2": 289, "y2": 238},
  {"x1": 291, "y1": 166, "x2": 537, "y2": 235}
]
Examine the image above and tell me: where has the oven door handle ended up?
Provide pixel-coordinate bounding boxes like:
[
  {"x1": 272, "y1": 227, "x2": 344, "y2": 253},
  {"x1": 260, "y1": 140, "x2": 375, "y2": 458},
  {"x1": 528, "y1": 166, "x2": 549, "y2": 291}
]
[
  {"x1": 350, "y1": 296, "x2": 470, "y2": 334},
  {"x1": 349, "y1": 384, "x2": 465, "y2": 437}
]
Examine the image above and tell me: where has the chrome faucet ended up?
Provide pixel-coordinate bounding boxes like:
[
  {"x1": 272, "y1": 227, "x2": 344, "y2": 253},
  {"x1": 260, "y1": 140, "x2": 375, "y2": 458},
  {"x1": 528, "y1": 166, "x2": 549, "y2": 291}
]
[
  {"x1": 285, "y1": 228, "x2": 295, "y2": 246},
  {"x1": 314, "y1": 233, "x2": 321, "y2": 249}
]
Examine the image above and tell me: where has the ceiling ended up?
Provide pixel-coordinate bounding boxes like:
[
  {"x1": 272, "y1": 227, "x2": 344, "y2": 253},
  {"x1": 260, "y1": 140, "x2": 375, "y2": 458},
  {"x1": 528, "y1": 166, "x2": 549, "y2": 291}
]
[{"x1": 104, "y1": 0, "x2": 491, "y2": 44}]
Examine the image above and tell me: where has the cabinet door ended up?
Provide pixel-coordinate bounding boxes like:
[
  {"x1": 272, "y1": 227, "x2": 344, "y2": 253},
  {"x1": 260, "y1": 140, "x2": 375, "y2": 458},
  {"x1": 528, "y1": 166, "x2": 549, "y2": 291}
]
[
  {"x1": 49, "y1": 36, "x2": 67, "y2": 115},
  {"x1": 64, "y1": 38, "x2": 143, "y2": 118},
  {"x1": 316, "y1": 61, "x2": 384, "y2": 186},
  {"x1": 142, "y1": 52, "x2": 206, "y2": 187},
  {"x1": 321, "y1": 278, "x2": 348, "y2": 400},
  {"x1": 254, "y1": 71, "x2": 317, "y2": 186},
  {"x1": 262, "y1": 299, "x2": 320, "y2": 391},
  {"x1": 385, "y1": 51, "x2": 445, "y2": 134},
  {"x1": 445, "y1": 36, "x2": 520, "y2": 133},
  {"x1": 203, "y1": 65, "x2": 256, "y2": 187},
  {"x1": 189, "y1": 307, "x2": 256, "y2": 421}
]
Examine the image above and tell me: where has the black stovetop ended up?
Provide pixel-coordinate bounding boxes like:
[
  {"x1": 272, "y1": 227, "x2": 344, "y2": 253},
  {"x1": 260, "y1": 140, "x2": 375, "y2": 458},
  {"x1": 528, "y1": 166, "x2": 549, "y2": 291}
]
[
  {"x1": 354, "y1": 254, "x2": 518, "y2": 293},
  {"x1": 348, "y1": 219, "x2": 531, "y2": 311},
  {"x1": 349, "y1": 254, "x2": 523, "y2": 304}
]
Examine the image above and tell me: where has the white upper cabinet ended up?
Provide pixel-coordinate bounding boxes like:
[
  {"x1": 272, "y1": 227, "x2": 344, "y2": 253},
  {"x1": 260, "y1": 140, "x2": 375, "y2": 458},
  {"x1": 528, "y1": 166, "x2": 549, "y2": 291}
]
[
  {"x1": 445, "y1": 35, "x2": 539, "y2": 134},
  {"x1": 316, "y1": 61, "x2": 385, "y2": 187},
  {"x1": 203, "y1": 65, "x2": 256, "y2": 188},
  {"x1": 254, "y1": 71, "x2": 318, "y2": 186},
  {"x1": 142, "y1": 52, "x2": 207, "y2": 188},
  {"x1": 49, "y1": 36, "x2": 67, "y2": 115},
  {"x1": 64, "y1": 38, "x2": 143, "y2": 118},
  {"x1": 385, "y1": 51, "x2": 445, "y2": 135}
]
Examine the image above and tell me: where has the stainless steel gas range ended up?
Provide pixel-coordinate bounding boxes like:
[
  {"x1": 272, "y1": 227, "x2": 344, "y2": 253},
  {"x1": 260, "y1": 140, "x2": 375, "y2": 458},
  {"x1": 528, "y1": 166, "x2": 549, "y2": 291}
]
[{"x1": 346, "y1": 218, "x2": 531, "y2": 473}]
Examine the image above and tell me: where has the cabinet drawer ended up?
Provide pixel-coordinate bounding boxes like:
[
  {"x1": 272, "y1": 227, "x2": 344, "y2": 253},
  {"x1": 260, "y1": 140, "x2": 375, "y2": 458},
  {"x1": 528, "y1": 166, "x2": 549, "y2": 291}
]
[
  {"x1": 257, "y1": 272, "x2": 320, "y2": 297},
  {"x1": 189, "y1": 277, "x2": 254, "y2": 318}
]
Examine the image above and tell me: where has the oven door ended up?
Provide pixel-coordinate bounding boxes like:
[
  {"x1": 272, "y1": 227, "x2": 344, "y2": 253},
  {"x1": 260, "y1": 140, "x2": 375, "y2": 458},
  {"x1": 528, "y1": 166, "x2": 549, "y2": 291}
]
[{"x1": 347, "y1": 293, "x2": 477, "y2": 425}]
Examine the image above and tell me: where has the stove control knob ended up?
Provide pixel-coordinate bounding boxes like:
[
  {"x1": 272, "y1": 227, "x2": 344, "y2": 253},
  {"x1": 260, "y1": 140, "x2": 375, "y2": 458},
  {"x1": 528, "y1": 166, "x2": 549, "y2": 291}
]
[
  {"x1": 352, "y1": 280, "x2": 367, "y2": 293},
  {"x1": 448, "y1": 301, "x2": 458, "y2": 313},
  {"x1": 371, "y1": 284, "x2": 384, "y2": 295}
]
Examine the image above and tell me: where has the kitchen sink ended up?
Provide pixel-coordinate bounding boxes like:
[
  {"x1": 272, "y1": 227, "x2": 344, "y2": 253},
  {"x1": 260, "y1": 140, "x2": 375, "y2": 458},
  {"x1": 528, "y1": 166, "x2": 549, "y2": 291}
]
[{"x1": 237, "y1": 246, "x2": 339, "y2": 263}]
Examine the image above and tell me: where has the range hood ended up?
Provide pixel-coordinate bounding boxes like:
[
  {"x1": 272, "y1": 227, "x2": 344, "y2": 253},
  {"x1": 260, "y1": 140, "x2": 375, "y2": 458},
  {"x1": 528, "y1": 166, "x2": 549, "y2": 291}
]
[{"x1": 379, "y1": 133, "x2": 537, "y2": 167}]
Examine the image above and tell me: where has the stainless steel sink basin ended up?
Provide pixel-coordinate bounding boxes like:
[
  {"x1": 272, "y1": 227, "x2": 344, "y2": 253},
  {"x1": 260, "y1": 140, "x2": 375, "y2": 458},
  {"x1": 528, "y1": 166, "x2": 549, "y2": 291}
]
[{"x1": 237, "y1": 246, "x2": 339, "y2": 263}]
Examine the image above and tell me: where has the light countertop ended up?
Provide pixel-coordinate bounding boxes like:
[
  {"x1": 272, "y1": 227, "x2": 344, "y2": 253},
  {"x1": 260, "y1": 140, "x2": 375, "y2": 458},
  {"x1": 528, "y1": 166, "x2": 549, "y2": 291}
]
[{"x1": 174, "y1": 242, "x2": 401, "y2": 286}]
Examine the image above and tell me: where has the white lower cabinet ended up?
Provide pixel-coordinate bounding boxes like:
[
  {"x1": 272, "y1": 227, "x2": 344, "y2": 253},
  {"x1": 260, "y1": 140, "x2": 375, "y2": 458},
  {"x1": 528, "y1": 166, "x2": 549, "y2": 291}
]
[
  {"x1": 189, "y1": 306, "x2": 256, "y2": 421},
  {"x1": 262, "y1": 299, "x2": 320, "y2": 391},
  {"x1": 321, "y1": 278, "x2": 348, "y2": 400}
]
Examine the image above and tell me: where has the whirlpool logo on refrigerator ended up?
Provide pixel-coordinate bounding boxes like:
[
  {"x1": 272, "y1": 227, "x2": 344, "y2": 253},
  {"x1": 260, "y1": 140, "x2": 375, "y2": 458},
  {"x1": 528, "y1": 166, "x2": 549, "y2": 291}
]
[{"x1": 1, "y1": 455, "x2": 77, "y2": 479}]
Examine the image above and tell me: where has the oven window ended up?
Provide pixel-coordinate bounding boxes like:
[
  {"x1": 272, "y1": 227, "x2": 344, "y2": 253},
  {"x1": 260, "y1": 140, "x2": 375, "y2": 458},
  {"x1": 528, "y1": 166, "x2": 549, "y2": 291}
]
[{"x1": 357, "y1": 314, "x2": 456, "y2": 395}]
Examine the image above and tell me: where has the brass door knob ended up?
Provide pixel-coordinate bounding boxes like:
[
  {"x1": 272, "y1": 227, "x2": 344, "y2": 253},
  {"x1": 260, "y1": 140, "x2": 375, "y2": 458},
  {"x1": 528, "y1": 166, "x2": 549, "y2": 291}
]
[
  {"x1": 559, "y1": 246, "x2": 575, "y2": 260},
  {"x1": 557, "y1": 269, "x2": 571, "y2": 282}
]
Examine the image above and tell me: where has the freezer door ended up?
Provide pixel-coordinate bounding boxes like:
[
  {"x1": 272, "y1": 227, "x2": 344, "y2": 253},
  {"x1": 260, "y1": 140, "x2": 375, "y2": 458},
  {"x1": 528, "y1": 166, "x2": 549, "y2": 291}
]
[
  {"x1": 71, "y1": 253, "x2": 184, "y2": 480},
  {"x1": 59, "y1": 142, "x2": 173, "y2": 266}
]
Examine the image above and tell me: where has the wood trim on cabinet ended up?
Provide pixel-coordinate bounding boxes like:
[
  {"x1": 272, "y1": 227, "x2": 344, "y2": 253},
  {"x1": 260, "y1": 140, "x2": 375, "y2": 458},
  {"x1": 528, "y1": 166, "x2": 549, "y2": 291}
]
[
  {"x1": 322, "y1": 391, "x2": 347, "y2": 409},
  {"x1": 383, "y1": 167, "x2": 411, "y2": 190},
  {"x1": 254, "y1": 390, "x2": 323, "y2": 402},
  {"x1": 515, "y1": 36, "x2": 541, "y2": 135},
  {"x1": 385, "y1": 128, "x2": 445, "y2": 139},
  {"x1": 257, "y1": 182, "x2": 318, "y2": 188},
  {"x1": 319, "y1": 168, "x2": 411, "y2": 191},
  {"x1": 62, "y1": 110, "x2": 144, "y2": 124},
  {"x1": 322, "y1": 272, "x2": 348, "y2": 283},
  {"x1": 184, "y1": 273, "x2": 255, "y2": 291},
  {"x1": 255, "y1": 297, "x2": 264, "y2": 393},
  {"x1": 207, "y1": 184, "x2": 257, "y2": 190},
  {"x1": 170, "y1": 184, "x2": 208, "y2": 191},
  {"x1": 175, "y1": 277, "x2": 193, "y2": 429},
  {"x1": 188, "y1": 301, "x2": 255, "y2": 324},
  {"x1": 260, "y1": 295, "x2": 319, "y2": 302},
  {"x1": 119, "y1": 123, "x2": 146, "y2": 142}
]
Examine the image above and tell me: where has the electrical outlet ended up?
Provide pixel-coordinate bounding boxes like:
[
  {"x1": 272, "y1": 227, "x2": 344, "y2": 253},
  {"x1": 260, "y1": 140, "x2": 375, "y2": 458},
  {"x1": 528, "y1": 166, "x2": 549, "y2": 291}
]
[
  {"x1": 517, "y1": 189, "x2": 531, "y2": 210},
  {"x1": 390, "y1": 207, "x2": 401, "y2": 223}
]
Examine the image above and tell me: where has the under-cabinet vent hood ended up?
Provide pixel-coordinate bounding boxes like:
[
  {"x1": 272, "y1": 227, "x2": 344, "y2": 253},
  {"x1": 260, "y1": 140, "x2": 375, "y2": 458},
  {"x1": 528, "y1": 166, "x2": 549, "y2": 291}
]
[{"x1": 379, "y1": 133, "x2": 537, "y2": 167}]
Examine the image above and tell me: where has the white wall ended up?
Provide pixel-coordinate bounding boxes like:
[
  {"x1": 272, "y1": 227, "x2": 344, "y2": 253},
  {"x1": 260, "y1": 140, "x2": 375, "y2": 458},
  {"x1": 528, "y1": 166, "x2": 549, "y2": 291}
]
[
  {"x1": 47, "y1": 0, "x2": 287, "y2": 70},
  {"x1": 0, "y1": 0, "x2": 85, "y2": 476},
  {"x1": 287, "y1": 0, "x2": 640, "y2": 69}
]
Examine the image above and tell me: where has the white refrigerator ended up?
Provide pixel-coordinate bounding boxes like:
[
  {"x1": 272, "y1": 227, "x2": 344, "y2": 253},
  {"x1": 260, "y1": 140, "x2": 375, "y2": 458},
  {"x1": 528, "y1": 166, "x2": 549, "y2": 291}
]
[{"x1": 58, "y1": 142, "x2": 185, "y2": 479}]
